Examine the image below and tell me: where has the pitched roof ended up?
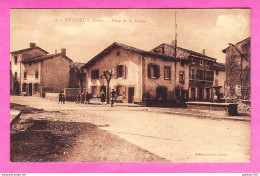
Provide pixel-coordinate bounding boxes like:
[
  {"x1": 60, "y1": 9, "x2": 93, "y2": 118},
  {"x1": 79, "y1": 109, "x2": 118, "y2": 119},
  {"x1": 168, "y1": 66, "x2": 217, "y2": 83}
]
[
  {"x1": 222, "y1": 37, "x2": 251, "y2": 53},
  {"x1": 22, "y1": 53, "x2": 73, "y2": 63},
  {"x1": 10, "y1": 46, "x2": 49, "y2": 55},
  {"x1": 154, "y1": 43, "x2": 217, "y2": 61},
  {"x1": 82, "y1": 42, "x2": 179, "y2": 69}
]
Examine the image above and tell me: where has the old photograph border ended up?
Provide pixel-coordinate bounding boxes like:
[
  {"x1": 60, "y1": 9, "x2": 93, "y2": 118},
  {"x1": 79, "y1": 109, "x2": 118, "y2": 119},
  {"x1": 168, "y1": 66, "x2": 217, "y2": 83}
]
[{"x1": 1, "y1": 0, "x2": 260, "y2": 173}]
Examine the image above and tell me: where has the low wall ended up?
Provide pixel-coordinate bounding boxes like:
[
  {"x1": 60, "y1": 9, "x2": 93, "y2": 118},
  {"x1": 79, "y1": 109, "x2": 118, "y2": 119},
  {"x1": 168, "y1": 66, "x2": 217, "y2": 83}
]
[
  {"x1": 65, "y1": 88, "x2": 85, "y2": 101},
  {"x1": 45, "y1": 92, "x2": 60, "y2": 101},
  {"x1": 186, "y1": 102, "x2": 238, "y2": 116}
]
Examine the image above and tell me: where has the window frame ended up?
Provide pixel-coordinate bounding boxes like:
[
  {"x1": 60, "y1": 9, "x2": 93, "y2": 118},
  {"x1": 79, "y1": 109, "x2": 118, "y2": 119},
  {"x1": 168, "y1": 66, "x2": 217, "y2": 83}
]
[
  {"x1": 179, "y1": 71, "x2": 185, "y2": 83},
  {"x1": 24, "y1": 70, "x2": 27, "y2": 80},
  {"x1": 117, "y1": 65, "x2": 123, "y2": 78},
  {"x1": 164, "y1": 66, "x2": 171, "y2": 80},
  {"x1": 190, "y1": 68, "x2": 195, "y2": 80}
]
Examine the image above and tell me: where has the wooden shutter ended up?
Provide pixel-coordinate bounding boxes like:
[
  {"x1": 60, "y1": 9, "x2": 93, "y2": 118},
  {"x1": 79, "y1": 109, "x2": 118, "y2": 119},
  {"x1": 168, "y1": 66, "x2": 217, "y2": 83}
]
[
  {"x1": 148, "y1": 64, "x2": 151, "y2": 78},
  {"x1": 156, "y1": 65, "x2": 160, "y2": 78},
  {"x1": 115, "y1": 66, "x2": 118, "y2": 79},
  {"x1": 122, "y1": 85, "x2": 126, "y2": 99},
  {"x1": 123, "y1": 65, "x2": 127, "y2": 79},
  {"x1": 183, "y1": 71, "x2": 185, "y2": 83}
]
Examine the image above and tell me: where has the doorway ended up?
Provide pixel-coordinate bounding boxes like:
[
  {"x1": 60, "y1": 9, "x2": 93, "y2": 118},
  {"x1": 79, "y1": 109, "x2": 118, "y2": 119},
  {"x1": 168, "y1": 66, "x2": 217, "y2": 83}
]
[
  {"x1": 29, "y1": 83, "x2": 32, "y2": 96},
  {"x1": 198, "y1": 88, "x2": 203, "y2": 101},
  {"x1": 206, "y1": 88, "x2": 210, "y2": 101},
  {"x1": 128, "y1": 87, "x2": 134, "y2": 103}
]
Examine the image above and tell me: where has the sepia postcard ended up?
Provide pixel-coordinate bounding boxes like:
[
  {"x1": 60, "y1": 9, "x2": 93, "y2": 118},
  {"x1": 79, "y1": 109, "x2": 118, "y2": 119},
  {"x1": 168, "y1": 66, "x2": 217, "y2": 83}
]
[
  {"x1": 9, "y1": 8, "x2": 251, "y2": 163},
  {"x1": 0, "y1": 0, "x2": 258, "y2": 172}
]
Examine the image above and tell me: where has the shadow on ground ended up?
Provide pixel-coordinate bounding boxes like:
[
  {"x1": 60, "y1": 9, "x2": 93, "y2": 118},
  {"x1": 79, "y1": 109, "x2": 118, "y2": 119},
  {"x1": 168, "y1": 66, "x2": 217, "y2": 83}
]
[{"x1": 11, "y1": 119, "x2": 168, "y2": 162}]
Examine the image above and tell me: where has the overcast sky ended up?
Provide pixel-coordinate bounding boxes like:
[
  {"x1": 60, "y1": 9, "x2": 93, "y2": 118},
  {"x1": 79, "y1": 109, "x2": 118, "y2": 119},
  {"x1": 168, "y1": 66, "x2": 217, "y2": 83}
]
[{"x1": 10, "y1": 9, "x2": 250, "y2": 63}]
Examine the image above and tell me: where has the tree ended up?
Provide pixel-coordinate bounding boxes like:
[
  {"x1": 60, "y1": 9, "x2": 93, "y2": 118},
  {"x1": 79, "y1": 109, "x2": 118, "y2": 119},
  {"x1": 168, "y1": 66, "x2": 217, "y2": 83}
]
[{"x1": 100, "y1": 70, "x2": 115, "y2": 104}]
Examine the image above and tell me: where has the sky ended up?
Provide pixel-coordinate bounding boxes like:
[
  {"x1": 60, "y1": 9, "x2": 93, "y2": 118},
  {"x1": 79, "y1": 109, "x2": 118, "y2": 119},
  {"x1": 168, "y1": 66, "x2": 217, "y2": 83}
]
[{"x1": 10, "y1": 9, "x2": 250, "y2": 63}]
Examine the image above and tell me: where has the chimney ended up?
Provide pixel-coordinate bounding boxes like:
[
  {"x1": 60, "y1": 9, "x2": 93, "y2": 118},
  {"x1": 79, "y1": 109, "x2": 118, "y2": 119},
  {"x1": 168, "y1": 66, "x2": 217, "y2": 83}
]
[
  {"x1": 202, "y1": 49, "x2": 205, "y2": 55},
  {"x1": 55, "y1": 49, "x2": 57, "y2": 54},
  {"x1": 61, "y1": 48, "x2": 66, "y2": 56},
  {"x1": 172, "y1": 40, "x2": 177, "y2": 47},
  {"x1": 30, "y1": 43, "x2": 36, "y2": 48}
]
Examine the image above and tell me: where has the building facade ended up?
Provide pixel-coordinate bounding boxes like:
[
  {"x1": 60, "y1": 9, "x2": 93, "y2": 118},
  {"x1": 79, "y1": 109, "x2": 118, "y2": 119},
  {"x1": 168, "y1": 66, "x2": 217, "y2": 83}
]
[
  {"x1": 151, "y1": 43, "x2": 225, "y2": 102},
  {"x1": 10, "y1": 43, "x2": 73, "y2": 96},
  {"x1": 82, "y1": 42, "x2": 225, "y2": 104},
  {"x1": 222, "y1": 37, "x2": 251, "y2": 100}
]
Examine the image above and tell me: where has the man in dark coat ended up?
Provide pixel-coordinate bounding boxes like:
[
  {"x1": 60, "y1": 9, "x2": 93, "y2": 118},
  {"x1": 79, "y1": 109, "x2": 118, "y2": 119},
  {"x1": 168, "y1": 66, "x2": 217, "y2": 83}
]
[{"x1": 111, "y1": 89, "x2": 116, "y2": 107}]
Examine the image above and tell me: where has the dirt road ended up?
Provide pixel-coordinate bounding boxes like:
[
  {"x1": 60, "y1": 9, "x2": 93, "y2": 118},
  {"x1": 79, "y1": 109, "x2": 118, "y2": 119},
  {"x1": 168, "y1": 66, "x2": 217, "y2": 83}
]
[{"x1": 10, "y1": 96, "x2": 251, "y2": 162}]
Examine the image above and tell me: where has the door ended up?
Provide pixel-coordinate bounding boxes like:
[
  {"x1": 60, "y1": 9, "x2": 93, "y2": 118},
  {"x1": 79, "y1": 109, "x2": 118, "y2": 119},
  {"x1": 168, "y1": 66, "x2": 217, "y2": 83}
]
[
  {"x1": 29, "y1": 83, "x2": 32, "y2": 96},
  {"x1": 128, "y1": 87, "x2": 134, "y2": 103},
  {"x1": 199, "y1": 88, "x2": 203, "y2": 101},
  {"x1": 191, "y1": 88, "x2": 195, "y2": 101},
  {"x1": 206, "y1": 88, "x2": 210, "y2": 101}
]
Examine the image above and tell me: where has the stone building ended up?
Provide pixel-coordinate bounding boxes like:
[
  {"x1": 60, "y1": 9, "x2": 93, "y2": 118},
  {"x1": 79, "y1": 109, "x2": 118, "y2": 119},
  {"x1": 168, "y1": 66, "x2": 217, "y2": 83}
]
[
  {"x1": 222, "y1": 37, "x2": 251, "y2": 100},
  {"x1": 151, "y1": 43, "x2": 225, "y2": 102},
  {"x1": 82, "y1": 42, "x2": 225, "y2": 104},
  {"x1": 10, "y1": 43, "x2": 73, "y2": 97}
]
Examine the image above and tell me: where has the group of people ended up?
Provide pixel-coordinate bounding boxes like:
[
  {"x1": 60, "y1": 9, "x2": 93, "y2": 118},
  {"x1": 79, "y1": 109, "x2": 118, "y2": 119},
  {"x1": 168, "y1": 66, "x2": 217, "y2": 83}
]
[
  {"x1": 76, "y1": 92, "x2": 90, "y2": 104},
  {"x1": 58, "y1": 92, "x2": 65, "y2": 104},
  {"x1": 59, "y1": 89, "x2": 117, "y2": 107}
]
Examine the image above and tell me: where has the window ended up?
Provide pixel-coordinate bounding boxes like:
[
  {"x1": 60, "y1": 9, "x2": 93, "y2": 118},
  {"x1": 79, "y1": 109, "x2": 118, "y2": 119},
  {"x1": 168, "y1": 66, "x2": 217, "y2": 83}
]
[
  {"x1": 117, "y1": 65, "x2": 123, "y2": 78},
  {"x1": 200, "y1": 60, "x2": 203, "y2": 65},
  {"x1": 179, "y1": 71, "x2": 185, "y2": 83},
  {"x1": 91, "y1": 70, "x2": 99, "y2": 79},
  {"x1": 34, "y1": 83, "x2": 39, "y2": 92},
  {"x1": 35, "y1": 70, "x2": 39, "y2": 79},
  {"x1": 198, "y1": 70, "x2": 204, "y2": 80},
  {"x1": 190, "y1": 68, "x2": 195, "y2": 80},
  {"x1": 91, "y1": 86, "x2": 98, "y2": 97},
  {"x1": 117, "y1": 51, "x2": 120, "y2": 56},
  {"x1": 164, "y1": 66, "x2": 171, "y2": 80},
  {"x1": 14, "y1": 72, "x2": 17, "y2": 80},
  {"x1": 216, "y1": 69, "x2": 219, "y2": 76},
  {"x1": 148, "y1": 64, "x2": 160, "y2": 78},
  {"x1": 24, "y1": 70, "x2": 27, "y2": 79},
  {"x1": 14, "y1": 56, "x2": 18, "y2": 64}
]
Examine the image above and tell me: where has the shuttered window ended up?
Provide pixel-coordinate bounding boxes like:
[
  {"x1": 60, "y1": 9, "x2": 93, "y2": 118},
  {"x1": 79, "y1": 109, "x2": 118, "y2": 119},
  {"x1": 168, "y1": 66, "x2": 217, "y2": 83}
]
[
  {"x1": 148, "y1": 64, "x2": 160, "y2": 79},
  {"x1": 116, "y1": 65, "x2": 127, "y2": 78}
]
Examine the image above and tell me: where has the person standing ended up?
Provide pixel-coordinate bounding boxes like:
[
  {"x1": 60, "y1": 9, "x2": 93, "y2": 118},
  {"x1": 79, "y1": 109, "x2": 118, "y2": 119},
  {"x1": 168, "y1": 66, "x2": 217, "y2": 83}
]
[
  {"x1": 76, "y1": 93, "x2": 80, "y2": 104},
  {"x1": 58, "y1": 92, "x2": 63, "y2": 104},
  {"x1": 81, "y1": 92, "x2": 85, "y2": 104},
  {"x1": 85, "y1": 92, "x2": 90, "y2": 104},
  {"x1": 111, "y1": 89, "x2": 116, "y2": 107},
  {"x1": 100, "y1": 90, "x2": 105, "y2": 104}
]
